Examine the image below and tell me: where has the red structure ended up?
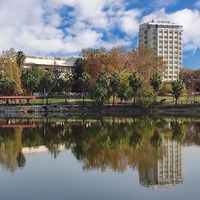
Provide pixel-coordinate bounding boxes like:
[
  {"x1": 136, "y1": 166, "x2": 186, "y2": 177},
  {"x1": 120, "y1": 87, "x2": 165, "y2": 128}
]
[
  {"x1": 0, "y1": 96, "x2": 36, "y2": 104},
  {"x1": 0, "y1": 124, "x2": 36, "y2": 128}
]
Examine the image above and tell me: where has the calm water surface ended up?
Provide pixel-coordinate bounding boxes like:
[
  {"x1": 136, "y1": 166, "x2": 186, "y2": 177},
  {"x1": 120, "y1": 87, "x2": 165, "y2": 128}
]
[{"x1": 0, "y1": 116, "x2": 199, "y2": 200}]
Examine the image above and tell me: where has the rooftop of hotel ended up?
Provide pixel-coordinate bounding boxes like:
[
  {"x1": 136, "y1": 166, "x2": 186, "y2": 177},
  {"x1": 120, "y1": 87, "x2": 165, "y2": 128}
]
[{"x1": 140, "y1": 20, "x2": 183, "y2": 28}]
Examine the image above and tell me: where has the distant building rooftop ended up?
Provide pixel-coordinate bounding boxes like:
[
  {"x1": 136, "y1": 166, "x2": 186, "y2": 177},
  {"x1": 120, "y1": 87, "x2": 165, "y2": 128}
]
[
  {"x1": 140, "y1": 19, "x2": 183, "y2": 29},
  {"x1": 24, "y1": 56, "x2": 77, "y2": 67}
]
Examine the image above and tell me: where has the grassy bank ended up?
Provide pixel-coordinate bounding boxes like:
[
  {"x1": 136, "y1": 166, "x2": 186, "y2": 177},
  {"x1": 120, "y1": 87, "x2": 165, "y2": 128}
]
[{"x1": 0, "y1": 95, "x2": 199, "y2": 105}]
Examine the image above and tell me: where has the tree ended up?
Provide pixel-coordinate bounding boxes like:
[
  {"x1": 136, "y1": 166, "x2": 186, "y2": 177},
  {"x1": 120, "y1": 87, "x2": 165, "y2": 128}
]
[
  {"x1": 109, "y1": 72, "x2": 122, "y2": 106},
  {"x1": 0, "y1": 55, "x2": 22, "y2": 94},
  {"x1": 51, "y1": 69, "x2": 73, "y2": 95},
  {"x1": 180, "y1": 69, "x2": 200, "y2": 100},
  {"x1": 63, "y1": 71, "x2": 74, "y2": 98},
  {"x1": 0, "y1": 79, "x2": 16, "y2": 95},
  {"x1": 129, "y1": 73, "x2": 141, "y2": 104},
  {"x1": 125, "y1": 45, "x2": 164, "y2": 85},
  {"x1": 16, "y1": 51, "x2": 26, "y2": 68},
  {"x1": 21, "y1": 68, "x2": 44, "y2": 95},
  {"x1": 194, "y1": 70, "x2": 200, "y2": 93},
  {"x1": 92, "y1": 71, "x2": 110, "y2": 105},
  {"x1": 72, "y1": 58, "x2": 85, "y2": 92},
  {"x1": 79, "y1": 72, "x2": 91, "y2": 102},
  {"x1": 137, "y1": 87, "x2": 154, "y2": 108},
  {"x1": 150, "y1": 72, "x2": 162, "y2": 102},
  {"x1": 180, "y1": 69, "x2": 195, "y2": 97},
  {"x1": 117, "y1": 82, "x2": 132, "y2": 103},
  {"x1": 39, "y1": 70, "x2": 55, "y2": 104},
  {"x1": 83, "y1": 47, "x2": 125, "y2": 83},
  {"x1": 159, "y1": 81, "x2": 172, "y2": 96},
  {"x1": 171, "y1": 80, "x2": 185, "y2": 105}
]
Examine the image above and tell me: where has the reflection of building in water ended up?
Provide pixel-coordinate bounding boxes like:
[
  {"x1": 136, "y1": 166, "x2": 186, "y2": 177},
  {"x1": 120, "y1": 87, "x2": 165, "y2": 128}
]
[
  {"x1": 22, "y1": 145, "x2": 65, "y2": 154},
  {"x1": 139, "y1": 138, "x2": 183, "y2": 188}
]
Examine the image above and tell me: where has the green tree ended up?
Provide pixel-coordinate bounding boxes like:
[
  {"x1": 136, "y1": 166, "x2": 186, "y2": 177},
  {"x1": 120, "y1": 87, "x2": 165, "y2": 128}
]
[
  {"x1": 0, "y1": 56, "x2": 22, "y2": 94},
  {"x1": 92, "y1": 71, "x2": 110, "y2": 105},
  {"x1": 150, "y1": 72, "x2": 162, "y2": 102},
  {"x1": 117, "y1": 82, "x2": 132, "y2": 103},
  {"x1": 137, "y1": 88, "x2": 154, "y2": 108},
  {"x1": 63, "y1": 71, "x2": 74, "y2": 99},
  {"x1": 109, "y1": 72, "x2": 122, "y2": 106},
  {"x1": 129, "y1": 73, "x2": 141, "y2": 104},
  {"x1": 72, "y1": 58, "x2": 85, "y2": 92},
  {"x1": 21, "y1": 68, "x2": 44, "y2": 95},
  {"x1": 39, "y1": 70, "x2": 55, "y2": 104},
  {"x1": 159, "y1": 81, "x2": 172, "y2": 95},
  {"x1": 0, "y1": 79, "x2": 16, "y2": 95},
  {"x1": 171, "y1": 80, "x2": 185, "y2": 105},
  {"x1": 79, "y1": 72, "x2": 91, "y2": 102},
  {"x1": 16, "y1": 51, "x2": 26, "y2": 68}
]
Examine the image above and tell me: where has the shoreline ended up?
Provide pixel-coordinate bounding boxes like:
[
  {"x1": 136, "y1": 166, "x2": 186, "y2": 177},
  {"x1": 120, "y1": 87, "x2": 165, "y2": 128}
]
[{"x1": 0, "y1": 103, "x2": 199, "y2": 117}]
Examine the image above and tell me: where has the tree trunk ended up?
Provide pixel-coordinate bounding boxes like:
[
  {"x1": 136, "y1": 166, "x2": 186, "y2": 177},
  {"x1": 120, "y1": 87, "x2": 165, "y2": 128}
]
[
  {"x1": 112, "y1": 95, "x2": 115, "y2": 106},
  {"x1": 175, "y1": 98, "x2": 178, "y2": 105},
  {"x1": 133, "y1": 95, "x2": 136, "y2": 105},
  {"x1": 154, "y1": 93, "x2": 157, "y2": 102},
  {"x1": 83, "y1": 92, "x2": 85, "y2": 103},
  {"x1": 46, "y1": 96, "x2": 49, "y2": 105}
]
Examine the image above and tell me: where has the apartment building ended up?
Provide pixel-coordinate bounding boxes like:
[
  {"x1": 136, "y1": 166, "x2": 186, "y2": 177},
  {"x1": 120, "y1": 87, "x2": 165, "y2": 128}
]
[{"x1": 139, "y1": 20, "x2": 183, "y2": 81}]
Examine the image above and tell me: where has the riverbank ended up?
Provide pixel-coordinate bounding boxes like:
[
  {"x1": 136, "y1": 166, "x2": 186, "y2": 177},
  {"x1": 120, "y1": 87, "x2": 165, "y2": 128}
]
[{"x1": 0, "y1": 103, "x2": 199, "y2": 117}]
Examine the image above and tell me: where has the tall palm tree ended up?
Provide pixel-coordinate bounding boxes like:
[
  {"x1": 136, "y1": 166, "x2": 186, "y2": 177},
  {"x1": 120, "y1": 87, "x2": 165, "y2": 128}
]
[
  {"x1": 129, "y1": 73, "x2": 141, "y2": 105},
  {"x1": 150, "y1": 72, "x2": 162, "y2": 102},
  {"x1": 16, "y1": 51, "x2": 26, "y2": 68}
]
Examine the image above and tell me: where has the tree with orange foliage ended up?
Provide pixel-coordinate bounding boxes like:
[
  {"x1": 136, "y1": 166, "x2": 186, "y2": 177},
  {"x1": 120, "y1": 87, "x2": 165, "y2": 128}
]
[
  {"x1": 82, "y1": 47, "x2": 126, "y2": 83},
  {"x1": 125, "y1": 45, "x2": 164, "y2": 86}
]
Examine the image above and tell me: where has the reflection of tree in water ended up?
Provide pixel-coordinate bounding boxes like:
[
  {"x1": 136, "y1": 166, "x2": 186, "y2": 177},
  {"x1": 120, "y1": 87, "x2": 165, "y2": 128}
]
[
  {"x1": 0, "y1": 117, "x2": 199, "y2": 174},
  {"x1": 171, "y1": 118, "x2": 186, "y2": 143},
  {"x1": 68, "y1": 117, "x2": 164, "y2": 173},
  {"x1": 0, "y1": 128, "x2": 25, "y2": 172}
]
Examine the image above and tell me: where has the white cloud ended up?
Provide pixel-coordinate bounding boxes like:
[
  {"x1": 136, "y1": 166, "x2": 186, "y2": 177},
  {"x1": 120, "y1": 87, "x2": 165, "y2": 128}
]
[
  {"x1": 0, "y1": 0, "x2": 140, "y2": 56},
  {"x1": 118, "y1": 10, "x2": 141, "y2": 36},
  {"x1": 143, "y1": 8, "x2": 200, "y2": 51},
  {"x1": 3, "y1": 0, "x2": 200, "y2": 57}
]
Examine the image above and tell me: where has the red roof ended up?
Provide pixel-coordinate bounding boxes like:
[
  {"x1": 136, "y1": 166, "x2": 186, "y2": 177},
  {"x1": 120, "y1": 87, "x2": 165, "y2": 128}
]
[{"x1": 0, "y1": 96, "x2": 36, "y2": 100}]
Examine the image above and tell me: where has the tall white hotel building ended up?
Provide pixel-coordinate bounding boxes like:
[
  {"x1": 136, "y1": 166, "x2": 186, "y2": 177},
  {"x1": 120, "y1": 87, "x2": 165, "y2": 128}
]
[{"x1": 139, "y1": 20, "x2": 183, "y2": 81}]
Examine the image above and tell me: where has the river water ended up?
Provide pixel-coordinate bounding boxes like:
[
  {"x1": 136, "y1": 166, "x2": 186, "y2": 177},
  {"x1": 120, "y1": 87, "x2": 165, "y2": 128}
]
[{"x1": 0, "y1": 116, "x2": 199, "y2": 200}]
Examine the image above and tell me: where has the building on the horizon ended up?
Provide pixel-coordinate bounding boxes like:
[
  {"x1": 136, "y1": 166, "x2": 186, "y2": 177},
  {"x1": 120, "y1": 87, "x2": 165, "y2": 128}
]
[
  {"x1": 139, "y1": 20, "x2": 183, "y2": 81},
  {"x1": 139, "y1": 138, "x2": 183, "y2": 189},
  {"x1": 23, "y1": 56, "x2": 77, "y2": 72}
]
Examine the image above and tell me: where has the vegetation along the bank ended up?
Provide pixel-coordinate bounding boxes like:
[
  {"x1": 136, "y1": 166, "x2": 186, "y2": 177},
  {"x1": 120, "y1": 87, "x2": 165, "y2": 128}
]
[{"x1": 0, "y1": 46, "x2": 199, "y2": 107}]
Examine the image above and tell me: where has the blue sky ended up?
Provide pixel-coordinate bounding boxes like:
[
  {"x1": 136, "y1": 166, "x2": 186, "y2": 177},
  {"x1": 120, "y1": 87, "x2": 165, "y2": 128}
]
[{"x1": 0, "y1": 0, "x2": 200, "y2": 69}]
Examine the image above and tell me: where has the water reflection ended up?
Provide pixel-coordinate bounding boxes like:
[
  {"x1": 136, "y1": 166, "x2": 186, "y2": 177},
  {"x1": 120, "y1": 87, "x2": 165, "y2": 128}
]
[
  {"x1": 139, "y1": 137, "x2": 183, "y2": 188},
  {"x1": 0, "y1": 117, "x2": 199, "y2": 189}
]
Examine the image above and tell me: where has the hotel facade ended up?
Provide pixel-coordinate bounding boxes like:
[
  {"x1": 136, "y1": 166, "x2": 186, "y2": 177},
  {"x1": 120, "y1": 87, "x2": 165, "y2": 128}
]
[{"x1": 139, "y1": 20, "x2": 183, "y2": 81}]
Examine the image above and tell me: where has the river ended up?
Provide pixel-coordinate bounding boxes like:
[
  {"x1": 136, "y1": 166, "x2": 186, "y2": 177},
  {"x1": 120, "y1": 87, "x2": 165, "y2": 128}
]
[{"x1": 0, "y1": 116, "x2": 199, "y2": 200}]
